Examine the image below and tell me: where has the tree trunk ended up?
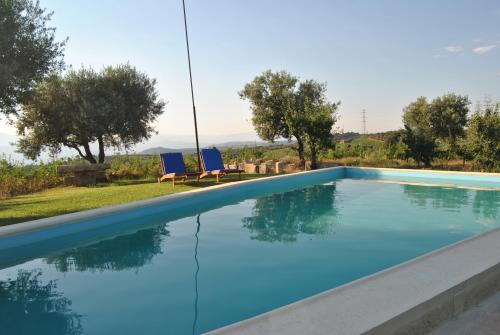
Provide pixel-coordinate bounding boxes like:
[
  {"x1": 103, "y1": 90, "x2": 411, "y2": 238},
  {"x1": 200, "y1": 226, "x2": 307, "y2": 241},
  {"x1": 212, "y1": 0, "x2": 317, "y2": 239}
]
[
  {"x1": 296, "y1": 137, "x2": 305, "y2": 169},
  {"x1": 310, "y1": 143, "x2": 318, "y2": 170},
  {"x1": 97, "y1": 136, "x2": 105, "y2": 164},
  {"x1": 82, "y1": 143, "x2": 97, "y2": 164}
]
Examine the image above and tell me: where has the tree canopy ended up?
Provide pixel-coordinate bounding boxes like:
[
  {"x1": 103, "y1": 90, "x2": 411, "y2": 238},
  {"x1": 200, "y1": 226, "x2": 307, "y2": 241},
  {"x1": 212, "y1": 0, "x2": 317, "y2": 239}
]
[
  {"x1": 16, "y1": 64, "x2": 166, "y2": 163},
  {"x1": 401, "y1": 93, "x2": 470, "y2": 166},
  {"x1": 464, "y1": 102, "x2": 500, "y2": 171},
  {"x1": 0, "y1": 0, "x2": 66, "y2": 116},
  {"x1": 240, "y1": 70, "x2": 339, "y2": 168}
]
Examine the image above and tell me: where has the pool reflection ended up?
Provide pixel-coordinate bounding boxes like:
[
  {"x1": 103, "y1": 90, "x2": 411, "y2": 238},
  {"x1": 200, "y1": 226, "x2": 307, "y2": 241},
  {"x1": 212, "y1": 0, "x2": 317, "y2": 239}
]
[
  {"x1": 473, "y1": 190, "x2": 500, "y2": 220},
  {"x1": 402, "y1": 184, "x2": 470, "y2": 209},
  {"x1": 402, "y1": 184, "x2": 500, "y2": 221},
  {"x1": 242, "y1": 183, "x2": 340, "y2": 242},
  {"x1": 45, "y1": 224, "x2": 170, "y2": 272},
  {"x1": 0, "y1": 269, "x2": 83, "y2": 335}
]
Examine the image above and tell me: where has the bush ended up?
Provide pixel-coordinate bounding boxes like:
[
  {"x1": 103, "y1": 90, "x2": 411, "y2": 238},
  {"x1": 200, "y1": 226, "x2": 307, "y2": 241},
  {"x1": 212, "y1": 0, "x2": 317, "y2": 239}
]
[
  {"x1": 0, "y1": 157, "x2": 63, "y2": 198},
  {"x1": 108, "y1": 155, "x2": 161, "y2": 180}
]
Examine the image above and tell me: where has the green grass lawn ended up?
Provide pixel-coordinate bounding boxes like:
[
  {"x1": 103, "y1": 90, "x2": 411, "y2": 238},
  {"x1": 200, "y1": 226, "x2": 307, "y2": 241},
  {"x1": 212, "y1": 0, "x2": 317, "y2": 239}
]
[{"x1": 0, "y1": 174, "x2": 266, "y2": 226}]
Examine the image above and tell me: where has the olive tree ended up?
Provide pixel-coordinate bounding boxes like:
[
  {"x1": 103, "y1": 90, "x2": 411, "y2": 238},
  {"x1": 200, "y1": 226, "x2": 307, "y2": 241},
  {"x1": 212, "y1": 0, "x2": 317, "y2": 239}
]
[
  {"x1": 16, "y1": 64, "x2": 165, "y2": 163},
  {"x1": 239, "y1": 71, "x2": 300, "y2": 158},
  {"x1": 402, "y1": 93, "x2": 470, "y2": 165},
  {"x1": 240, "y1": 70, "x2": 339, "y2": 168},
  {"x1": 402, "y1": 125, "x2": 436, "y2": 167},
  {"x1": 465, "y1": 102, "x2": 500, "y2": 171},
  {"x1": 402, "y1": 97, "x2": 437, "y2": 166},
  {"x1": 0, "y1": 0, "x2": 66, "y2": 115}
]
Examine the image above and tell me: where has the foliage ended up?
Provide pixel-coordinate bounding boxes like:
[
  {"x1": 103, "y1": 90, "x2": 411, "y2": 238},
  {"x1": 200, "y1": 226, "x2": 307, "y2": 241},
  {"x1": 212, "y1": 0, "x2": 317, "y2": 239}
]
[
  {"x1": 402, "y1": 94, "x2": 470, "y2": 162},
  {"x1": 240, "y1": 70, "x2": 339, "y2": 168},
  {"x1": 464, "y1": 103, "x2": 500, "y2": 171},
  {"x1": 328, "y1": 136, "x2": 386, "y2": 160},
  {"x1": 299, "y1": 92, "x2": 338, "y2": 169},
  {"x1": 383, "y1": 130, "x2": 408, "y2": 160},
  {"x1": 108, "y1": 155, "x2": 161, "y2": 180},
  {"x1": 402, "y1": 125, "x2": 436, "y2": 167},
  {"x1": 429, "y1": 93, "x2": 470, "y2": 142},
  {"x1": 0, "y1": 156, "x2": 62, "y2": 198},
  {"x1": 0, "y1": 0, "x2": 66, "y2": 115},
  {"x1": 16, "y1": 64, "x2": 165, "y2": 163}
]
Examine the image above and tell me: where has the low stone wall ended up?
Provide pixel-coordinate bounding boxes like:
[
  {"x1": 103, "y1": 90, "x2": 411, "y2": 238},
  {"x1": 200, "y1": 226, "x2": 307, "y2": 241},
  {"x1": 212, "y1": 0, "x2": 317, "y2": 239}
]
[
  {"x1": 224, "y1": 161, "x2": 337, "y2": 175},
  {"x1": 57, "y1": 163, "x2": 110, "y2": 186}
]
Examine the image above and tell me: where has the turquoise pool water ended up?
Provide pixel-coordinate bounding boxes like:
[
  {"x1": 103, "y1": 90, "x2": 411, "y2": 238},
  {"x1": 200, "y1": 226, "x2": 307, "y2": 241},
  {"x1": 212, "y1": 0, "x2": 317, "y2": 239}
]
[{"x1": 0, "y1": 178, "x2": 499, "y2": 334}]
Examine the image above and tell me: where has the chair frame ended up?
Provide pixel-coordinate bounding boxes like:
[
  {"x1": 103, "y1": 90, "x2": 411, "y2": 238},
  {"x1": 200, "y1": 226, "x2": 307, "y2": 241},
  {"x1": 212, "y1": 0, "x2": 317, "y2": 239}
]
[
  {"x1": 158, "y1": 153, "x2": 200, "y2": 186},
  {"x1": 199, "y1": 149, "x2": 244, "y2": 183}
]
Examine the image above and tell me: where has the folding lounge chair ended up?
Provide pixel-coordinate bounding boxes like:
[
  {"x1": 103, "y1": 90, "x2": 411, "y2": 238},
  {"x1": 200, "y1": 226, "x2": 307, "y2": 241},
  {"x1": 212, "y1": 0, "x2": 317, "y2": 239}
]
[
  {"x1": 200, "y1": 148, "x2": 244, "y2": 183},
  {"x1": 158, "y1": 152, "x2": 199, "y2": 186}
]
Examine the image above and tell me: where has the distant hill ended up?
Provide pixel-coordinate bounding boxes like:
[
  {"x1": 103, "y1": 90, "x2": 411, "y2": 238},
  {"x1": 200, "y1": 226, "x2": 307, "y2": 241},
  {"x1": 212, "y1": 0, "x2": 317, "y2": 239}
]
[
  {"x1": 138, "y1": 140, "x2": 292, "y2": 155},
  {"x1": 139, "y1": 147, "x2": 198, "y2": 155}
]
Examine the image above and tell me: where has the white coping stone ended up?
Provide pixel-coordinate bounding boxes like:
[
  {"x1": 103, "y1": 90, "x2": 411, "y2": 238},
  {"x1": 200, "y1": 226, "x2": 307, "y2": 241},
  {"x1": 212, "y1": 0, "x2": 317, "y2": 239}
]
[{"x1": 207, "y1": 227, "x2": 500, "y2": 335}]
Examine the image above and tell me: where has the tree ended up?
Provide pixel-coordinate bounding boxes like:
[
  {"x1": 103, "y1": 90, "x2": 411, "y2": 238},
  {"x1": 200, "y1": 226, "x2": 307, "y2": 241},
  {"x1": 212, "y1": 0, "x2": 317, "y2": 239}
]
[
  {"x1": 402, "y1": 97, "x2": 431, "y2": 131},
  {"x1": 402, "y1": 97, "x2": 436, "y2": 166},
  {"x1": 239, "y1": 70, "x2": 300, "y2": 159},
  {"x1": 240, "y1": 70, "x2": 339, "y2": 168},
  {"x1": 0, "y1": 0, "x2": 66, "y2": 115},
  {"x1": 429, "y1": 93, "x2": 470, "y2": 158},
  {"x1": 402, "y1": 94, "x2": 470, "y2": 161},
  {"x1": 402, "y1": 125, "x2": 436, "y2": 167},
  {"x1": 465, "y1": 102, "x2": 500, "y2": 171},
  {"x1": 401, "y1": 93, "x2": 469, "y2": 166},
  {"x1": 301, "y1": 99, "x2": 338, "y2": 169},
  {"x1": 429, "y1": 93, "x2": 469, "y2": 142},
  {"x1": 16, "y1": 64, "x2": 165, "y2": 163}
]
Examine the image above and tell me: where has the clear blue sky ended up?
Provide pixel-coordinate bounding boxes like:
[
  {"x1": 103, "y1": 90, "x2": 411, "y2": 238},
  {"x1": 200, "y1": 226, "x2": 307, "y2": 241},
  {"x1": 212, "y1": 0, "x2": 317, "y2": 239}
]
[{"x1": 2, "y1": 0, "x2": 500, "y2": 143}]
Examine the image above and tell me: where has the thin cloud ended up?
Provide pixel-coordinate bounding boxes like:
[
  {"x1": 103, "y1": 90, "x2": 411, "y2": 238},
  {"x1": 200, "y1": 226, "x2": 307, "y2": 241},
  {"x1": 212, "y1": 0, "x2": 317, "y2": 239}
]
[
  {"x1": 444, "y1": 46, "x2": 463, "y2": 53},
  {"x1": 473, "y1": 45, "x2": 496, "y2": 54}
]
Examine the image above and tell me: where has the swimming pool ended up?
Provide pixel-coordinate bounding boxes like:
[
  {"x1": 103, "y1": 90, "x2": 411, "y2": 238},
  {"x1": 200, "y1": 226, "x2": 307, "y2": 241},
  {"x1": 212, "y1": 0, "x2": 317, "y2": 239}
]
[{"x1": 0, "y1": 167, "x2": 499, "y2": 334}]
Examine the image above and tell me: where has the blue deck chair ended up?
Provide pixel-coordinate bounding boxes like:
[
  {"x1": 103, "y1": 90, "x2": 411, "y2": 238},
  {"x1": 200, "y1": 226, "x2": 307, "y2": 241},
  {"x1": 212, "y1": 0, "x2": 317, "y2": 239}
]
[
  {"x1": 158, "y1": 152, "x2": 200, "y2": 186},
  {"x1": 200, "y1": 148, "x2": 244, "y2": 183}
]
